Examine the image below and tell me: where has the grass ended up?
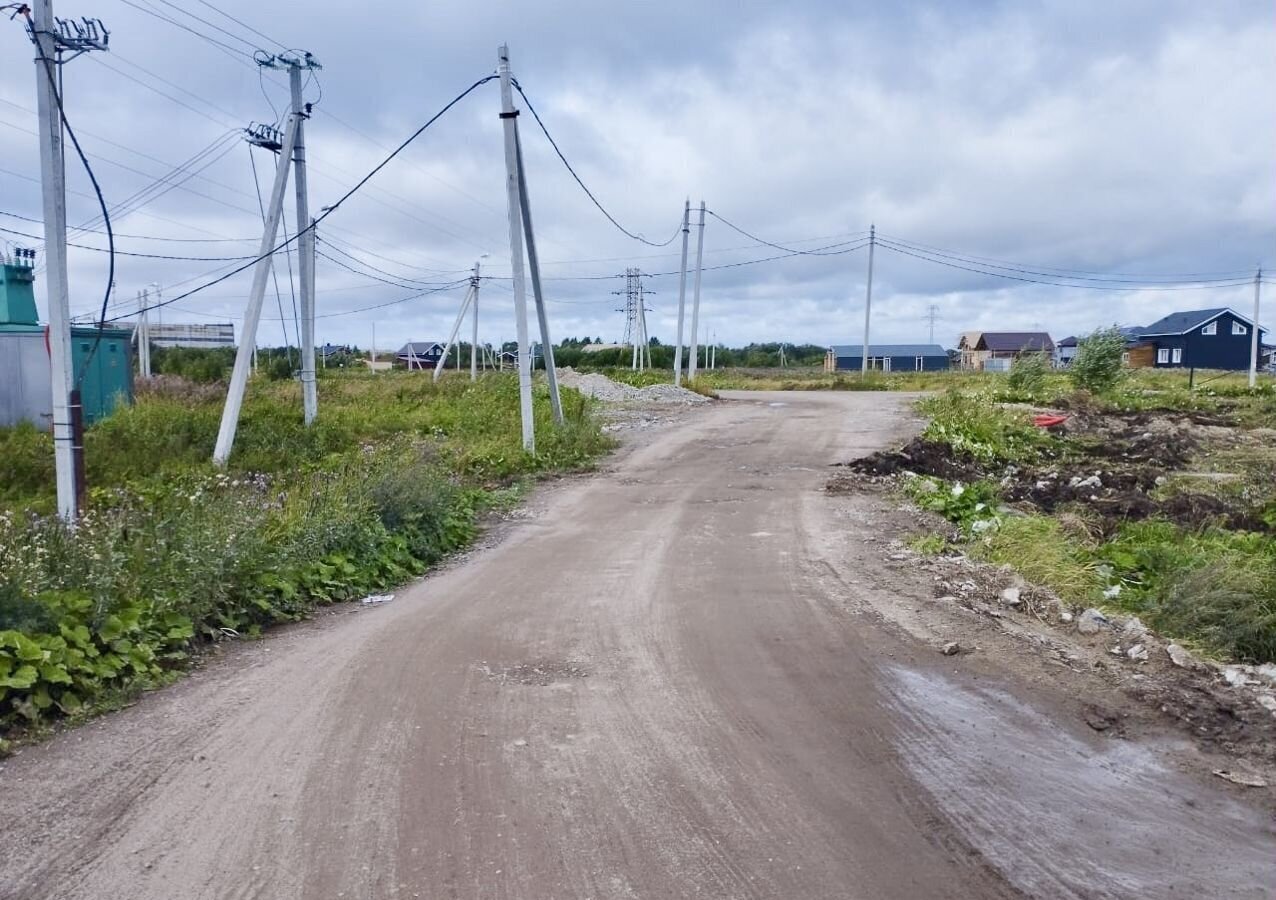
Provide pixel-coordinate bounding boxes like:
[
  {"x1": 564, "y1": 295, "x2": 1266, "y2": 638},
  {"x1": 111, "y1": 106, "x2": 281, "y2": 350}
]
[{"x1": 0, "y1": 369, "x2": 613, "y2": 731}]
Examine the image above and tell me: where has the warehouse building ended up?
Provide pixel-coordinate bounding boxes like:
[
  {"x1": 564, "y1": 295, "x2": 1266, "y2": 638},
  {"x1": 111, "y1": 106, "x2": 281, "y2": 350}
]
[{"x1": 825, "y1": 343, "x2": 950, "y2": 373}]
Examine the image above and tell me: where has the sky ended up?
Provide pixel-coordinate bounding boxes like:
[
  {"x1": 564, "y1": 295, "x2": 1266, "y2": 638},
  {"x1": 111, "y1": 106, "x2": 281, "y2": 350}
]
[{"x1": 1, "y1": 0, "x2": 1272, "y2": 352}]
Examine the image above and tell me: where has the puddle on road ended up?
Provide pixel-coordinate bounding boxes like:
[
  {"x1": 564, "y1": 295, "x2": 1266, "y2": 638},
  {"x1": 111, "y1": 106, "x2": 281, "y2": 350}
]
[{"x1": 886, "y1": 666, "x2": 1276, "y2": 899}]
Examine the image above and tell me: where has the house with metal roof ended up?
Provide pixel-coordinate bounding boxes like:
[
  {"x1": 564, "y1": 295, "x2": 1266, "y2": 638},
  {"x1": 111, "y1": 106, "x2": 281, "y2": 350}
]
[
  {"x1": 825, "y1": 343, "x2": 949, "y2": 373},
  {"x1": 395, "y1": 341, "x2": 446, "y2": 370},
  {"x1": 960, "y1": 332, "x2": 1054, "y2": 371},
  {"x1": 1132, "y1": 308, "x2": 1267, "y2": 370}
]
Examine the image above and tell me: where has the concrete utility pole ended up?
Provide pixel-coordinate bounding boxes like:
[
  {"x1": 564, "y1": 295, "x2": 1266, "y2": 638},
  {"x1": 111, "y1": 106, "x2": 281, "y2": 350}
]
[
  {"x1": 282, "y1": 56, "x2": 320, "y2": 426},
  {"x1": 1250, "y1": 267, "x2": 1262, "y2": 388},
  {"x1": 29, "y1": 0, "x2": 109, "y2": 521},
  {"x1": 136, "y1": 289, "x2": 151, "y2": 377},
  {"x1": 861, "y1": 223, "x2": 876, "y2": 378},
  {"x1": 371, "y1": 322, "x2": 376, "y2": 368},
  {"x1": 434, "y1": 282, "x2": 474, "y2": 382},
  {"x1": 513, "y1": 128, "x2": 563, "y2": 424},
  {"x1": 688, "y1": 200, "x2": 706, "y2": 382},
  {"x1": 470, "y1": 259, "x2": 481, "y2": 381},
  {"x1": 213, "y1": 112, "x2": 301, "y2": 466},
  {"x1": 497, "y1": 44, "x2": 535, "y2": 451},
  {"x1": 672, "y1": 199, "x2": 691, "y2": 386}
]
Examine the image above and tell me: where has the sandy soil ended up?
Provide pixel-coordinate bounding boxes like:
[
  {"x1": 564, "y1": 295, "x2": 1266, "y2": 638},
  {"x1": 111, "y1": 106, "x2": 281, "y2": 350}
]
[{"x1": 1, "y1": 391, "x2": 1273, "y2": 899}]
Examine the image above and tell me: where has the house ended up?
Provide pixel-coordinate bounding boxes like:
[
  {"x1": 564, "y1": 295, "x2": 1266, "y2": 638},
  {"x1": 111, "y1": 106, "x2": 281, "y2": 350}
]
[
  {"x1": 1130, "y1": 308, "x2": 1268, "y2": 371},
  {"x1": 971, "y1": 332, "x2": 1054, "y2": 372},
  {"x1": 957, "y1": 331, "x2": 984, "y2": 370},
  {"x1": 825, "y1": 343, "x2": 949, "y2": 373},
  {"x1": 1055, "y1": 336, "x2": 1078, "y2": 369},
  {"x1": 395, "y1": 341, "x2": 446, "y2": 370}
]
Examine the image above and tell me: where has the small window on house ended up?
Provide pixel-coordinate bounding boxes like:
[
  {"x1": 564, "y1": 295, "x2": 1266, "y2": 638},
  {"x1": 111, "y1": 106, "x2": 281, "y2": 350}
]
[
  {"x1": 1233, "y1": 322, "x2": 1248, "y2": 335},
  {"x1": 1157, "y1": 349, "x2": 1170, "y2": 364},
  {"x1": 1172, "y1": 348, "x2": 1183, "y2": 364},
  {"x1": 1202, "y1": 322, "x2": 1217, "y2": 335}
]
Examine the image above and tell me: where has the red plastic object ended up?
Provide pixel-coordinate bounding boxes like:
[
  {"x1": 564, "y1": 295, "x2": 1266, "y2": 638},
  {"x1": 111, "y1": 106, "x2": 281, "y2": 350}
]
[{"x1": 1032, "y1": 414, "x2": 1068, "y2": 428}]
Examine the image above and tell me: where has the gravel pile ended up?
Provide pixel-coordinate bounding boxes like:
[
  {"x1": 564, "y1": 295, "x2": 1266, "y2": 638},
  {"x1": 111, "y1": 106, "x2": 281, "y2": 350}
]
[{"x1": 556, "y1": 367, "x2": 709, "y2": 404}]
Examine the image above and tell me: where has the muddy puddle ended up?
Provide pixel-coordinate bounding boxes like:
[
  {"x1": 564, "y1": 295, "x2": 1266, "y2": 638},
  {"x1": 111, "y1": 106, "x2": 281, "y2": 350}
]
[{"x1": 886, "y1": 666, "x2": 1276, "y2": 899}]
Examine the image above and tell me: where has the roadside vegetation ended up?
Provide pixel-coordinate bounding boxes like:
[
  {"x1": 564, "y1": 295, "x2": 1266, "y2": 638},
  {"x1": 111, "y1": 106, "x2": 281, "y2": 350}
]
[
  {"x1": 844, "y1": 334, "x2": 1276, "y2": 664},
  {"x1": 0, "y1": 369, "x2": 610, "y2": 735}
]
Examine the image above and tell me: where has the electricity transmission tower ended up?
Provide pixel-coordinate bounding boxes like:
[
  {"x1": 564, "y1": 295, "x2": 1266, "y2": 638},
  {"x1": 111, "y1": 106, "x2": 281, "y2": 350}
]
[
  {"x1": 25, "y1": 0, "x2": 111, "y2": 521},
  {"x1": 614, "y1": 268, "x2": 653, "y2": 369},
  {"x1": 926, "y1": 304, "x2": 940, "y2": 344},
  {"x1": 214, "y1": 50, "x2": 320, "y2": 466}
]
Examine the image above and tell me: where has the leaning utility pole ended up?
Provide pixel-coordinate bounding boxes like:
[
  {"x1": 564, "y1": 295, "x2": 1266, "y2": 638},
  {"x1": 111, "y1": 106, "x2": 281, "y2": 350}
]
[
  {"x1": 672, "y1": 199, "x2": 691, "y2": 386},
  {"x1": 513, "y1": 127, "x2": 562, "y2": 424},
  {"x1": 688, "y1": 200, "x2": 706, "y2": 382},
  {"x1": 435, "y1": 281, "x2": 474, "y2": 382},
  {"x1": 28, "y1": 0, "x2": 109, "y2": 521},
  {"x1": 861, "y1": 223, "x2": 876, "y2": 378},
  {"x1": 1250, "y1": 267, "x2": 1262, "y2": 388},
  {"x1": 497, "y1": 45, "x2": 535, "y2": 451},
  {"x1": 213, "y1": 112, "x2": 301, "y2": 465}
]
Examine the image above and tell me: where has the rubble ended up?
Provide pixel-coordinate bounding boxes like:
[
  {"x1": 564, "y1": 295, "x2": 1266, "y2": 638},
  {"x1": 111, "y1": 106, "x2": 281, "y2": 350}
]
[{"x1": 1076, "y1": 608, "x2": 1110, "y2": 635}]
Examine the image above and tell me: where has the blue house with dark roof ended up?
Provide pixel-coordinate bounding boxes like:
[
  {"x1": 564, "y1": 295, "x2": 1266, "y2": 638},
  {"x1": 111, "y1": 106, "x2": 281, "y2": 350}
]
[
  {"x1": 826, "y1": 343, "x2": 949, "y2": 372},
  {"x1": 1133, "y1": 308, "x2": 1266, "y2": 370}
]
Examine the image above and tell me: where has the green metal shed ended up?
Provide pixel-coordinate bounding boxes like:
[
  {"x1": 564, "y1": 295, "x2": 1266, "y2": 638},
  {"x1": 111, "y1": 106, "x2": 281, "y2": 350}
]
[{"x1": 1, "y1": 256, "x2": 134, "y2": 427}]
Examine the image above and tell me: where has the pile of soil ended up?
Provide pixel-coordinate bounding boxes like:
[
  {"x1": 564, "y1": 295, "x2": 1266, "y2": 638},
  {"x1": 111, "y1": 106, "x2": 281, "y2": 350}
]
[{"x1": 844, "y1": 412, "x2": 1271, "y2": 535}]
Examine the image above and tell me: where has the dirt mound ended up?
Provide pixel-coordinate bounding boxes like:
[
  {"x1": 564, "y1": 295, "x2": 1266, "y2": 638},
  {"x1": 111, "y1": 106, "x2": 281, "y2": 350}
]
[{"x1": 556, "y1": 367, "x2": 709, "y2": 405}]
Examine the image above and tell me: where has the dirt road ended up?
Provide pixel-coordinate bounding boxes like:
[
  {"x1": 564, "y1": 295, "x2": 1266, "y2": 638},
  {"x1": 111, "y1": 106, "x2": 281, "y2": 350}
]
[{"x1": 3, "y1": 392, "x2": 1273, "y2": 899}]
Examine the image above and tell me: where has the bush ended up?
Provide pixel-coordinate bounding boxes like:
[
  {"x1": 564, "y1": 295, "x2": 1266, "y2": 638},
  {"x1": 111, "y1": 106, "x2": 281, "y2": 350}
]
[
  {"x1": 1008, "y1": 352, "x2": 1048, "y2": 396},
  {"x1": 1070, "y1": 327, "x2": 1126, "y2": 395}
]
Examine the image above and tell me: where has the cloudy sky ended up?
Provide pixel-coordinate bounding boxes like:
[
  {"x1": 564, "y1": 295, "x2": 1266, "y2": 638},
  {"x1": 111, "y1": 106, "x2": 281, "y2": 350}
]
[{"x1": 1, "y1": 0, "x2": 1272, "y2": 352}]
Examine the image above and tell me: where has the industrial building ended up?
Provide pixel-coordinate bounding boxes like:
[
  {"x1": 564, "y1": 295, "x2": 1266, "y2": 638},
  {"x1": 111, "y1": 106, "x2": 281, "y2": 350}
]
[{"x1": 134, "y1": 321, "x2": 235, "y2": 349}]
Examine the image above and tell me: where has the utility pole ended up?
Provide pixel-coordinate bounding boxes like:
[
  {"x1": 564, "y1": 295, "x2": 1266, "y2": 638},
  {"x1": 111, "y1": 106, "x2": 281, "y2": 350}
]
[
  {"x1": 435, "y1": 281, "x2": 474, "y2": 382},
  {"x1": 861, "y1": 223, "x2": 876, "y2": 378},
  {"x1": 513, "y1": 127, "x2": 563, "y2": 423},
  {"x1": 136, "y1": 288, "x2": 151, "y2": 377},
  {"x1": 213, "y1": 112, "x2": 301, "y2": 466},
  {"x1": 497, "y1": 45, "x2": 535, "y2": 451},
  {"x1": 371, "y1": 322, "x2": 376, "y2": 369},
  {"x1": 470, "y1": 259, "x2": 481, "y2": 381},
  {"x1": 688, "y1": 200, "x2": 705, "y2": 381},
  {"x1": 1250, "y1": 267, "x2": 1262, "y2": 388},
  {"x1": 926, "y1": 303, "x2": 939, "y2": 344},
  {"x1": 277, "y1": 54, "x2": 321, "y2": 425},
  {"x1": 28, "y1": 1, "x2": 109, "y2": 521},
  {"x1": 672, "y1": 199, "x2": 691, "y2": 386}
]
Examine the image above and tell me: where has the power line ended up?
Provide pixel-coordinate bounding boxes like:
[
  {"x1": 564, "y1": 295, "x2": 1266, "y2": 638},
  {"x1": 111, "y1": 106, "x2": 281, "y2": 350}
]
[
  {"x1": 875, "y1": 238, "x2": 1257, "y2": 292},
  {"x1": 511, "y1": 80, "x2": 682, "y2": 248},
  {"x1": 706, "y1": 209, "x2": 869, "y2": 256},
  {"x1": 1, "y1": 209, "x2": 256, "y2": 243},
  {"x1": 0, "y1": 225, "x2": 254, "y2": 260},
  {"x1": 190, "y1": 0, "x2": 288, "y2": 51},
  {"x1": 116, "y1": 0, "x2": 258, "y2": 64},
  {"x1": 877, "y1": 232, "x2": 1256, "y2": 283},
  {"x1": 131, "y1": 73, "x2": 498, "y2": 317}
]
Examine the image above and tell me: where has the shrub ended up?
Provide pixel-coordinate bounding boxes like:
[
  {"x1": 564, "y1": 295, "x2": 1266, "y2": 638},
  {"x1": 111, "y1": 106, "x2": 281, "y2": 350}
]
[
  {"x1": 1070, "y1": 327, "x2": 1126, "y2": 395},
  {"x1": 1008, "y1": 352, "x2": 1048, "y2": 396}
]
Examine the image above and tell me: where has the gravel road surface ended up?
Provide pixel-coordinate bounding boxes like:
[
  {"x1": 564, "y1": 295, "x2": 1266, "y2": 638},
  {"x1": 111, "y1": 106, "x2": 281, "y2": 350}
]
[{"x1": 2, "y1": 391, "x2": 1273, "y2": 899}]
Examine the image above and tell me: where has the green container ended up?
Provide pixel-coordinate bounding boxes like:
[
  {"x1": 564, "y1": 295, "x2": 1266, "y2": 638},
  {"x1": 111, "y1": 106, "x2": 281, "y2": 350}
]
[{"x1": 71, "y1": 326, "x2": 134, "y2": 424}]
